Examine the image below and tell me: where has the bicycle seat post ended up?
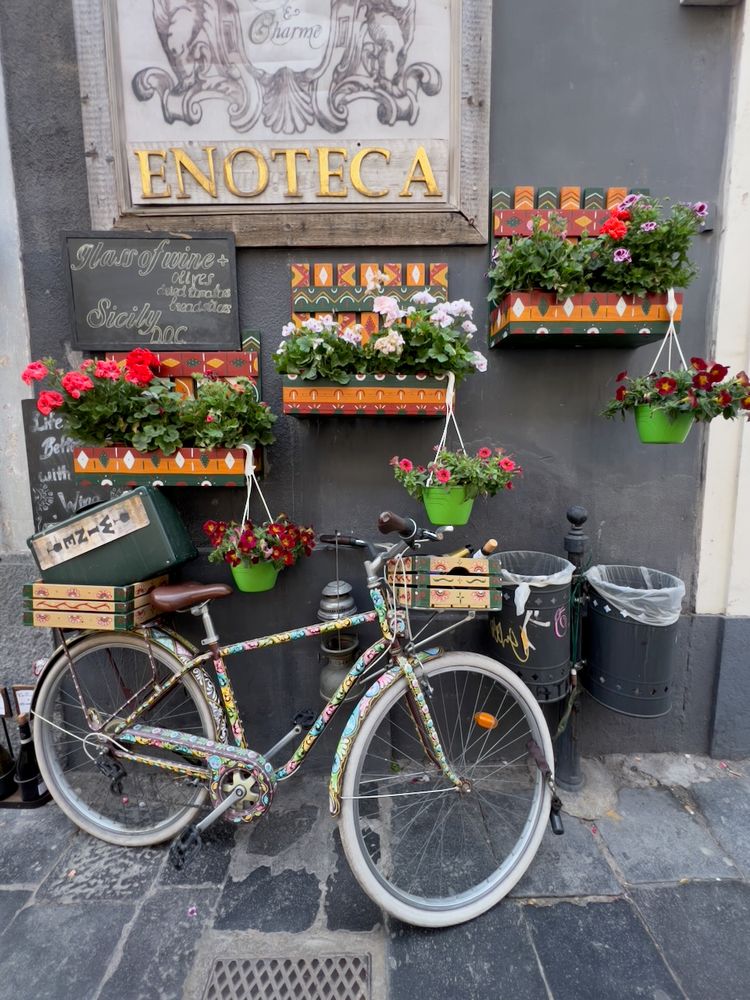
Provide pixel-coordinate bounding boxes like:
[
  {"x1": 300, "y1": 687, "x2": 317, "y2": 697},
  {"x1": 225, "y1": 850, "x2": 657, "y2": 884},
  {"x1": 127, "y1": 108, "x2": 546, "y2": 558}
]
[{"x1": 191, "y1": 601, "x2": 219, "y2": 648}]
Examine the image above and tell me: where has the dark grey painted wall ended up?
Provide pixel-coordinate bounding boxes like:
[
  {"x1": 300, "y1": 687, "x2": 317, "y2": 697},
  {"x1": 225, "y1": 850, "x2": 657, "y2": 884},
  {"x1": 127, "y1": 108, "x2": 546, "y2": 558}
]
[{"x1": 0, "y1": 0, "x2": 741, "y2": 755}]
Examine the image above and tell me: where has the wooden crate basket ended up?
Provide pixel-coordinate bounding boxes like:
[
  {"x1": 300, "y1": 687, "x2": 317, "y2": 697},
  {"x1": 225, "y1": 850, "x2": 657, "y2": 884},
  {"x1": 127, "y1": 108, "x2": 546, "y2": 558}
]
[
  {"x1": 23, "y1": 575, "x2": 167, "y2": 631},
  {"x1": 386, "y1": 555, "x2": 503, "y2": 611}
]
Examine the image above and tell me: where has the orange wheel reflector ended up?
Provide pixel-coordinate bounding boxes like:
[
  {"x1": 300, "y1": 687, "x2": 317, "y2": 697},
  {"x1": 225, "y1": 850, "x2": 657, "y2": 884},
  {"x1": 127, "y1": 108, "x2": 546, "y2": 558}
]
[{"x1": 474, "y1": 712, "x2": 499, "y2": 730}]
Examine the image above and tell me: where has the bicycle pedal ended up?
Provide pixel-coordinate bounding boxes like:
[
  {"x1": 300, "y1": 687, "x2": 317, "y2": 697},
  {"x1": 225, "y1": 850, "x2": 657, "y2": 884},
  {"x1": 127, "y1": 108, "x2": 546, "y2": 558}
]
[
  {"x1": 169, "y1": 825, "x2": 202, "y2": 870},
  {"x1": 549, "y1": 795, "x2": 565, "y2": 836},
  {"x1": 293, "y1": 709, "x2": 316, "y2": 730},
  {"x1": 94, "y1": 752, "x2": 127, "y2": 795}
]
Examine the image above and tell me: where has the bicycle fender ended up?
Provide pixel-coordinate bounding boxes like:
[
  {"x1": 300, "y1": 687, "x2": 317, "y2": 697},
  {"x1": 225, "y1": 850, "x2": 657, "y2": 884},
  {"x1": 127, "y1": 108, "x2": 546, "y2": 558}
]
[{"x1": 328, "y1": 648, "x2": 440, "y2": 816}]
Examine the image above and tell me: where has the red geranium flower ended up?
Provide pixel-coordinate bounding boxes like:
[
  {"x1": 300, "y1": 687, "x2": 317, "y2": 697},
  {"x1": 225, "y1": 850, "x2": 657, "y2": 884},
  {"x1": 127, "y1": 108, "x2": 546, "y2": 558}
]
[
  {"x1": 708, "y1": 363, "x2": 729, "y2": 384},
  {"x1": 610, "y1": 208, "x2": 631, "y2": 222},
  {"x1": 126, "y1": 348, "x2": 159, "y2": 371},
  {"x1": 690, "y1": 357, "x2": 708, "y2": 371},
  {"x1": 615, "y1": 370, "x2": 628, "y2": 383},
  {"x1": 93, "y1": 359, "x2": 121, "y2": 381},
  {"x1": 399, "y1": 458, "x2": 414, "y2": 472},
  {"x1": 125, "y1": 364, "x2": 155, "y2": 386},
  {"x1": 600, "y1": 217, "x2": 628, "y2": 240},
  {"x1": 656, "y1": 377, "x2": 677, "y2": 396},
  {"x1": 499, "y1": 457, "x2": 517, "y2": 471},
  {"x1": 692, "y1": 371, "x2": 713, "y2": 391},
  {"x1": 61, "y1": 371, "x2": 94, "y2": 399},
  {"x1": 717, "y1": 390, "x2": 733, "y2": 408},
  {"x1": 615, "y1": 386, "x2": 627, "y2": 402},
  {"x1": 477, "y1": 447, "x2": 492, "y2": 459},
  {"x1": 37, "y1": 391, "x2": 64, "y2": 415},
  {"x1": 21, "y1": 361, "x2": 47, "y2": 385}
]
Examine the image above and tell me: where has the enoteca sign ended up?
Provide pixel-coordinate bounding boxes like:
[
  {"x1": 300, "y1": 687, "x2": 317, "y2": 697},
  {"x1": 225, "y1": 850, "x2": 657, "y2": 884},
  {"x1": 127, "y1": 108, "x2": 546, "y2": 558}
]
[{"x1": 75, "y1": 1, "x2": 491, "y2": 245}]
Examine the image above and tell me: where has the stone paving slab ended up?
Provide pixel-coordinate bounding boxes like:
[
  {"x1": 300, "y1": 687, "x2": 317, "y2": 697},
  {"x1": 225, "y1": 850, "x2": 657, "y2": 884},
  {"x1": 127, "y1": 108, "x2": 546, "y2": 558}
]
[
  {"x1": 0, "y1": 888, "x2": 30, "y2": 933},
  {"x1": 511, "y1": 816, "x2": 622, "y2": 898},
  {"x1": 523, "y1": 898, "x2": 683, "y2": 1000},
  {"x1": 0, "y1": 805, "x2": 75, "y2": 884},
  {"x1": 325, "y1": 829, "x2": 382, "y2": 931},
  {"x1": 389, "y1": 902, "x2": 550, "y2": 1000},
  {"x1": 98, "y1": 886, "x2": 219, "y2": 1000},
  {"x1": 159, "y1": 823, "x2": 235, "y2": 887},
  {"x1": 215, "y1": 865, "x2": 322, "y2": 932},
  {"x1": 690, "y1": 774, "x2": 750, "y2": 877},
  {"x1": 0, "y1": 901, "x2": 134, "y2": 1000},
  {"x1": 595, "y1": 787, "x2": 738, "y2": 883},
  {"x1": 37, "y1": 834, "x2": 164, "y2": 901},
  {"x1": 631, "y1": 881, "x2": 750, "y2": 1000}
]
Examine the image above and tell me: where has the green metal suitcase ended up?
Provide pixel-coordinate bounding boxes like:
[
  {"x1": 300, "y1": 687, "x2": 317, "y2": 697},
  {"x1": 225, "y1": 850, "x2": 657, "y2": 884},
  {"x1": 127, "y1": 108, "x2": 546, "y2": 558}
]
[{"x1": 27, "y1": 486, "x2": 197, "y2": 585}]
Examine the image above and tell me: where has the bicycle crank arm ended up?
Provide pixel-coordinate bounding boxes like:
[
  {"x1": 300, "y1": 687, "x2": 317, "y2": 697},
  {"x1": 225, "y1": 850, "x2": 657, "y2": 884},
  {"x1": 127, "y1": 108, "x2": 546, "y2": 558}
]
[{"x1": 195, "y1": 783, "x2": 246, "y2": 833}]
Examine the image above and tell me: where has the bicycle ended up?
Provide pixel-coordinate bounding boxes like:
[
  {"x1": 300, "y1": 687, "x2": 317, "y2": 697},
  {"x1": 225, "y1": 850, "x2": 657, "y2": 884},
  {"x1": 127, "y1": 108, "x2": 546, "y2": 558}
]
[{"x1": 30, "y1": 510, "x2": 558, "y2": 928}]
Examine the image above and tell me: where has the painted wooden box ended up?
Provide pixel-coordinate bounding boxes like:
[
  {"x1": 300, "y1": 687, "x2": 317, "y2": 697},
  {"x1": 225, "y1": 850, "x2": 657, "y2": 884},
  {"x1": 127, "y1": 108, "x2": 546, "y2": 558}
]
[
  {"x1": 23, "y1": 575, "x2": 166, "y2": 630},
  {"x1": 281, "y1": 374, "x2": 449, "y2": 417},
  {"x1": 73, "y1": 445, "x2": 254, "y2": 488},
  {"x1": 386, "y1": 554, "x2": 503, "y2": 611},
  {"x1": 489, "y1": 291, "x2": 683, "y2": 348}
]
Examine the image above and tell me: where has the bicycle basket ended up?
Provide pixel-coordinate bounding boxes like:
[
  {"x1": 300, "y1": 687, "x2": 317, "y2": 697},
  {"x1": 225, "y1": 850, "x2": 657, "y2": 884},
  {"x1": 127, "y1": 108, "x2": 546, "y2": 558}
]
[{"x1": 386, "y1": 554, "x2": 503, "y2": 611}]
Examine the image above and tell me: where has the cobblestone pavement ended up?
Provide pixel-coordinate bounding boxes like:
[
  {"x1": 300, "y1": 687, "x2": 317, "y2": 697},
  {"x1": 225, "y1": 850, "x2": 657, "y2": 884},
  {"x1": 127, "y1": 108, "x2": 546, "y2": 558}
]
[{"x1": 1, "y1": 754, "x2": 749, "y2": 1000}]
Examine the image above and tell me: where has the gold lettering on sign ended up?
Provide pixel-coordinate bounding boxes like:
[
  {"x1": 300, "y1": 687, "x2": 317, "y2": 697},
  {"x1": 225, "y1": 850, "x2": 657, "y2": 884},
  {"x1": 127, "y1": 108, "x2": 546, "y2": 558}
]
[
  {"x1": 170, "y1": 147, "x2": 218, "y2": 199},
  {"x1": 133, "y1": 150, "x2": 171, "y2": 199},
  {"x1": 316, "y1": 148, "x2": 348, "y2": 198},
  {"x1": 399, "y1": 146, "x2": 443, "y2": 198},
  {"x1": 350, "y1": 147, "x2": 391, "y2": 198},
  {"x1": 270, "y1": 148, "x2": 311, "y2": 198},
  {"x1": 223, "y1": 148, "x2": 269, "y2": 198}
]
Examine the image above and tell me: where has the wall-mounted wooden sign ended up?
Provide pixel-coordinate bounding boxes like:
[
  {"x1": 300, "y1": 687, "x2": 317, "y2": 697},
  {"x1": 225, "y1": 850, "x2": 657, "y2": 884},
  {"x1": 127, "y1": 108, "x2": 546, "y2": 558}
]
[{"x1": 64, "y1": 232, "x2": 241, "y2": 350}]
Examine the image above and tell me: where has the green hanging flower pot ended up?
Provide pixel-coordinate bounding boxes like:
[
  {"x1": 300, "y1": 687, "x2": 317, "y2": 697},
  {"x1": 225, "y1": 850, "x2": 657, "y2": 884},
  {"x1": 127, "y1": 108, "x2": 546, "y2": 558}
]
[
  {"x1": 421, "y1": 486, "x2": 475, "y2": 526},
  {"x1": 230, "y1": 561, "x2": 280, "y2": 593},
  {"x1": 634, "y1": 405, "x2": 695, "y2": 445}
]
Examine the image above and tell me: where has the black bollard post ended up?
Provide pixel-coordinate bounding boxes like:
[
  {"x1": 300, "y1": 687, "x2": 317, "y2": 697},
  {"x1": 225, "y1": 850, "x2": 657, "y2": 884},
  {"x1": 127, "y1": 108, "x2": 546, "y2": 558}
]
[{"x1": 555, "y1": 505, "x2": 588, "y2": 792}]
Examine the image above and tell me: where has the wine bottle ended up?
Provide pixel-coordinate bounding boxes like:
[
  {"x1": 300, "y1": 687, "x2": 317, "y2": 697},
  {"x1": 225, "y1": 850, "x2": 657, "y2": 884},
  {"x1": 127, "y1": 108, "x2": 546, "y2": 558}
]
[
  {"x1": 0, "y1": 741, "x2": 15, "y2": 800},
  {"x1": 15, "y1": 715, "x2": 47, "y2": 803},
  {"x1": 472, "y1": 538, "x2": 499, "y2": 557},
  {"x1": 445, "y1": 543, "x2": 475, "y2": 558}
]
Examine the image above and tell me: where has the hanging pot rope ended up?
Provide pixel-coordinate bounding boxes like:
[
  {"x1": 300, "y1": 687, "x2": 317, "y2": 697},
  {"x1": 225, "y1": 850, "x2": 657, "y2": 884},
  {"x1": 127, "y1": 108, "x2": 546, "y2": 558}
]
[
  {"x1": 426, "y1": 372, "x2": 467, "y2": 486},
  {"x1": 648, "y1": 288, "x2": 688, "y2": 374},
  {"x1": 240, "y1": 443, "x2": 273, "y2": 525}
]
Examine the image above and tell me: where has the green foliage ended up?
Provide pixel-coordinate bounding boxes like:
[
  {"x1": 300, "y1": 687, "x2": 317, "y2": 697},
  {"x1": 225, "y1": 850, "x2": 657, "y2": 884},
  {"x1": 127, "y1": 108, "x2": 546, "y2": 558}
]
[
  {"x1": 203, "y1": 517, "x2": 316, "y2": 571},
  {"x1": 488, "y1": 197, "x2": 704, "y2": 304},
  {"x1": 390, "y1": 447, "x2": 522, "y2": 501}
]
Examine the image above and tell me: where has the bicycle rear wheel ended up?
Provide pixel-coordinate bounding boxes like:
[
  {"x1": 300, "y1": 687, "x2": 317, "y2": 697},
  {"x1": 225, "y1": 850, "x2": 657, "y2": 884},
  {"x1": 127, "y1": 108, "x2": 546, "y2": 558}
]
[
  {"x1": 34, "y1": 632, "x2": 216, "y2": 847},
  {"x1": 339, "y1": 652, "x2": 553, "y2": 927}
]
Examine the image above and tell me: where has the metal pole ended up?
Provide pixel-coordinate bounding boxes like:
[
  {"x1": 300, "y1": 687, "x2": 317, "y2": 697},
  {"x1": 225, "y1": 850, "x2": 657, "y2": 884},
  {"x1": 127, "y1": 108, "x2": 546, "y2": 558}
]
[{"x1": 555, "y1": 505, "x2": 588, "y2": 792}]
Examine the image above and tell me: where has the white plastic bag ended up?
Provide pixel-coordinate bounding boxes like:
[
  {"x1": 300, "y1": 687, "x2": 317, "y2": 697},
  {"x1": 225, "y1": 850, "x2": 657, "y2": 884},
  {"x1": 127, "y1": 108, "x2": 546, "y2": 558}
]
[
  {"x1": 498, "y1": 551, "x2": 575, "y2": 615},
  {"x1": 585, "y1": 565, "x2": 684, "y2": 627}
]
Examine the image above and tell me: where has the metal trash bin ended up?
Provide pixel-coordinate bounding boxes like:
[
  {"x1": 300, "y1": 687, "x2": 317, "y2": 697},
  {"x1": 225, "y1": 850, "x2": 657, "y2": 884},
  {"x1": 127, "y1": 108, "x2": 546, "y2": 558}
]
[
  {"x1": 489, "y1": 551, "x2": 575, "y2": 703},
  {"x1": 583, "y1": 565, "x2": 685, "y2": 718}
]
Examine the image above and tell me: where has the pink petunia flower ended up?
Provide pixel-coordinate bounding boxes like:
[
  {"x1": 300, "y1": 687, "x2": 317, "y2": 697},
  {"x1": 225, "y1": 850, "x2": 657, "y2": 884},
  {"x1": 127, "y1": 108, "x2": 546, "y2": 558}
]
[{"x1": 435, "y1": 468, "x2": 451, "y2": 484}]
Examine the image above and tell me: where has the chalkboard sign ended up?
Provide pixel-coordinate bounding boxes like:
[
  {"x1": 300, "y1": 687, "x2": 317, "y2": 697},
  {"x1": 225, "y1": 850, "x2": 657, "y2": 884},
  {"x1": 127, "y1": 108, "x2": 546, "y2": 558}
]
[
  {"x1": 63, "y1": 232, "x2": 241, "y2": 351},
  {"x1": 22, "y1": 399, "x2": 115, "y2": 532}
]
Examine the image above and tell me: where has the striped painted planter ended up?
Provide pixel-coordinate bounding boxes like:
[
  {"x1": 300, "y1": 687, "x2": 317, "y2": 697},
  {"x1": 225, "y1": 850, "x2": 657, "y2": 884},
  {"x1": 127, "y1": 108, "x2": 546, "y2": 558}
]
[
  {"x1": 489, "y1": 291, "x2": 683, "y2": 348},
  {"x1": 281, "y1": 373, "x2": 449, "y2": 416},
  {"x1": 73, "y1": 445, "x2": 258, "y2": 488}
]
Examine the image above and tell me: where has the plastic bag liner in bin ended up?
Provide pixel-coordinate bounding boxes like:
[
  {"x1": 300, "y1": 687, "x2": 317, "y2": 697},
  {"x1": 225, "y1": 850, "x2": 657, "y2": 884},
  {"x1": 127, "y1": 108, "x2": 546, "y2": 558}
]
[
  {"x1": 489, "y1": 552, "x2": 575, "y2": 704},
  {"x1": 583, "y1": 565, "x2": 685, "y2": 717}
]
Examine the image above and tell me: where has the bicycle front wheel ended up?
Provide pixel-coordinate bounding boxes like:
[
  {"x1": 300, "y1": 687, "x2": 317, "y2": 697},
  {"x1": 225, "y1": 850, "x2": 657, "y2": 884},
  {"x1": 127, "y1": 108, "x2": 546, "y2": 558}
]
[
  {"x1": 34, "y1": 632, "x2": 216, "y2": 847},
  {"x1": 339, "y1": 652, "x2": 553, "y2": 927}
]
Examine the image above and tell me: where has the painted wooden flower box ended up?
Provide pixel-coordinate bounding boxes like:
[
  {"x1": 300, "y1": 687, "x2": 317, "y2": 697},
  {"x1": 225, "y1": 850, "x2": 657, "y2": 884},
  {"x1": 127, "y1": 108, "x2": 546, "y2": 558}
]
[
  {"x1": 281, "y1": 373, "x2": 449, "y2": 416},
  {"x1": 23, "y1": 575, "x2": 166, "y2": 631},
  {"x1": 386, "y1": 554, "x2": 503, "y2": 611},
  {"x1": 73, "y1": 445, "x2": 255, "y2": 488},
  {"x1": 489, "y1": 291, "x2": 683, "y2": 348}
]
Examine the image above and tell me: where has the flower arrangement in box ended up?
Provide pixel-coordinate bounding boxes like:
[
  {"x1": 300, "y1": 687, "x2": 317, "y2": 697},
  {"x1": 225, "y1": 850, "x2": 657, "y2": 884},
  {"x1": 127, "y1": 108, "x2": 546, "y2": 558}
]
[
  {"x1": 202, "y1": 516, "x2": 316, "y2": 592},
  {"x1": 390, "y1": 447, "x2": 522, "y2": 525},
  {"x1": 274, "y1": 288, "x2": 486, "y2": 416},
  {"x1": 22, "y1": 349, "x2": 276, "y2": 466},
  {"x1": 487, "y1": 196, "x2": 707, "y2": 346},
  {"x1": 603, "y1": 358, "x2": 750, "y2": 444}
]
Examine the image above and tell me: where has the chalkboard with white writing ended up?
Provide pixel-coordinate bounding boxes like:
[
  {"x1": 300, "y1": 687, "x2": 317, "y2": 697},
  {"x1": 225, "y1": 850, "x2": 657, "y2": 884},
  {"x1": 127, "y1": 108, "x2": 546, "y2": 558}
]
[
  {"x1": 63, "y1": 232, "x2": 241, "y2": 351},
  {"x1": 22, "y1": 399, "x2": 115, "y2": 532}
]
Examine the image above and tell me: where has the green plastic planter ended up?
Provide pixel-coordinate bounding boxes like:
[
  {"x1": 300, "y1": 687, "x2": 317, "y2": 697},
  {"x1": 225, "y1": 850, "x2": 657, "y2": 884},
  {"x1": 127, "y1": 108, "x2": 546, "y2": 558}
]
[
  {"x1": 634, "y1": 406, "x2": 694, "y2": 444},
  {"x1": 421, "y1": 486, "x2": 474, "y2": 526},
  {"x1": 231, "y1": 562, "x2": 280, "y2": 593}
]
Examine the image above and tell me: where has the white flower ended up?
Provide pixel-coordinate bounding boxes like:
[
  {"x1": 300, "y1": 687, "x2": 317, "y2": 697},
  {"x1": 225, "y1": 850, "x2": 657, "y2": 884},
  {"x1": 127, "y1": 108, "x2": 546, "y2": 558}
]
[
  {"x1": 373, "y1": 331, "x2": 405, "y2": 355},
  {"x1": 281, "y1": 322, "x2": 296, "y2": 338},
  {"x1": 365, "y1": 269, "x2": 387, "y2": 293},
  {"x1": 471, "y1": 351, "x2": 488, "y2": 373},
  {"x1": 429, "y1": 306, "x2": 454, "y2": 329},
  {"x1": 320, "y1": 314, "x2": 336, "y2": 330},
  {"x1": 305, "y1": 318, "x2": 324, "y2": 334},
  {"x1": 372, "y1": 295, "x2": 404, "y2": 328},
  {"x1": 340, "y1": 327, "x2": 362, "y2": 346},
  {"x1": 446, "y1": 299, "x2": 474, "y2": 319},
  {"x1": 406, "y1": 306, "x2": 416, "y2": 315},
  {"x1": 412, "y1": 290, "x2": 437, "y2": 306},
  {"x1": 462, "y1": 320, "x2": 477, "y2": 334}
]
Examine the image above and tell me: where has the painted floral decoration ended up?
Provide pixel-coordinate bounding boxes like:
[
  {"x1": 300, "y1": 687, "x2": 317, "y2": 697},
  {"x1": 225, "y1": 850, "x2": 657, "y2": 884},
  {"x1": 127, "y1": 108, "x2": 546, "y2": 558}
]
[
  {"x1": 488, "y1": 196, "x2": 706, "y2": 303},
  {"x1": 390, "y1": 447, "x2": 522, "y2": 500},
  {"x1": 603, "y1": 358, "x2": 750, "y2": 423},
  {"x1": 273, "y1": 286, "x2": 486, "y2": 384},
  {"x1": 203, "y1": 517, "x2": 316, "y2": 571},
  {"x1": 21, "y1": 349, "x2": 276, "y2": 454}
]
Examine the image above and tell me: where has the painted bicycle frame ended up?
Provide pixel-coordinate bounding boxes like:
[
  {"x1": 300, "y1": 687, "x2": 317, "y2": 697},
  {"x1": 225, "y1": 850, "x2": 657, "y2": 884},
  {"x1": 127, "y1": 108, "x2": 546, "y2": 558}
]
[{"x1": 49, "y1": 581, "x2": 463, "y2": 819}]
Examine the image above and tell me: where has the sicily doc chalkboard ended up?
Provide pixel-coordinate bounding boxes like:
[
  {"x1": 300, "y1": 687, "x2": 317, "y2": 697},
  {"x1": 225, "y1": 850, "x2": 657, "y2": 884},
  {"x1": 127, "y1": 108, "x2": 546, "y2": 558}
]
[{"x1": 64, "y1": 232, "x2": 241, "y2": 351}]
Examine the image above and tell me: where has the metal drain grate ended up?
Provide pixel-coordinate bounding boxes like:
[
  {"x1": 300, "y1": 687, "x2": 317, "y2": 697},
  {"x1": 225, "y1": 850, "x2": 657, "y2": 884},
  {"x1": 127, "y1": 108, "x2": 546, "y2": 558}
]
[{"x1": 202, "y1": 954, "x2": 371, "y2": 1000}]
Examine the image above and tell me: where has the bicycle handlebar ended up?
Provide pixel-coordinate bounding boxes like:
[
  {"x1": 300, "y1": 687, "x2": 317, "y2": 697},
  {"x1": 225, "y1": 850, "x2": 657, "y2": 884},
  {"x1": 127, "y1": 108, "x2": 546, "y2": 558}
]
[{"x1": 378, "y1": 511, "x2": 418, "y2": 539}]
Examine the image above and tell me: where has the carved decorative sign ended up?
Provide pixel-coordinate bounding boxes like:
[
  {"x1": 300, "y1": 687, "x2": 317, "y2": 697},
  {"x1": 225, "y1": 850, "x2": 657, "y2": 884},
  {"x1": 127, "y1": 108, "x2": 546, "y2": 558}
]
[{"x1": 75, "y1": 1, "x2": 491, "y2": 244}]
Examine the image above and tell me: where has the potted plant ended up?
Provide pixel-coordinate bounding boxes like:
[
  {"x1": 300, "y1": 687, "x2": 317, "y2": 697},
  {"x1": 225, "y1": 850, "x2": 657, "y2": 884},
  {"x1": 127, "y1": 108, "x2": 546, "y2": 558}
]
[
  {"x1": 202, "y1": 516, "x2": 316, "y2": 592},
  {"x1": 487, "y1": 196, "x2": 706, "y2": 347},
  {"x1": 390, "y1": 448, "x2": 522, "y2": 526},
  {"x1": 21, "y1": 349, "x2": 276, "y2": 485},
  {"x1": 603, "y1": 358, "x2": 750, "y2": 443},
  {"x1": 274, "y1": 292, "x2": 487, "y2": 416}
]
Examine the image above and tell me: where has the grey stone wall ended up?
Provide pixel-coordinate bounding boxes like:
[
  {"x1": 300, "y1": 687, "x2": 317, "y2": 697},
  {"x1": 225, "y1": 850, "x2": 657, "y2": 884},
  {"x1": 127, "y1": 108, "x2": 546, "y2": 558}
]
[{"x1": 0, "y1": 0, "x2": 741, "y2": 754}]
